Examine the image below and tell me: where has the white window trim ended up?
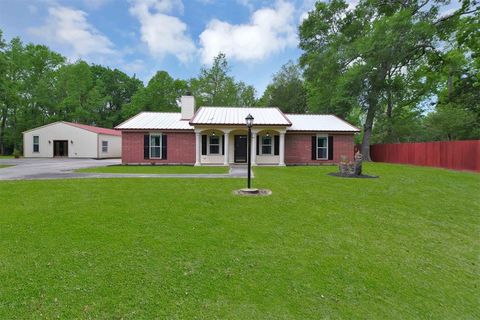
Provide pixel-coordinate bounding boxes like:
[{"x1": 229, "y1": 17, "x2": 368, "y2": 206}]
[
  {"x1": 260, "y1": 135, "x2": 273, "y2": 155},
  {"x1": 33, "y1": 135, "x2": 39, "y2": 153},
  {"x1": 207, "y1": 134, "x2": 222, "y2": 155},
  {"x1": 102, "y1": 140, "x2": 108, "y2": 153},
  {"x1": 316, "y1": 135, "x2": 328, "y2": 160},
  {"x1": 149, "y1": 133, "x2": 162, "y2": 159}
]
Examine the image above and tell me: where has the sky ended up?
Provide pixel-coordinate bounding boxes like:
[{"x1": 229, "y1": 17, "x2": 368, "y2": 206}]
[{"x1": 0, "y1": 0, "x2": 460, "y2": 96}]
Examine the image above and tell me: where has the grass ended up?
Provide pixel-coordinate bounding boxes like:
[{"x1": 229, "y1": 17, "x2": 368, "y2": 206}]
[
  {"x1": 0, "y1": 163, "x2": 478, "y2": 319},
  {"x1": 0, "y1": 165, "x2": 13, "y2": 169},
  {"x1": 77, "y1": 165, "x2": 229, "y2": 174},
  {"x1": 0, "y1": 155, "x2": 13, "y2": 159}
]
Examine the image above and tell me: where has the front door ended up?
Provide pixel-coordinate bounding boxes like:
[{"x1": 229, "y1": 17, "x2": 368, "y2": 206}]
[
  {"x1": 53, "y1": 140, "x2": 68, "y2": 157},
  {"x1": 234, "y1": 135, "x2": 247, "y2": 163}
]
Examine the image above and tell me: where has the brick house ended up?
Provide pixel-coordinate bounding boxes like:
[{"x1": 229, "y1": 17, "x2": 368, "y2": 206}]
[{"x1": 116, "y1": 95, "x2": 360, "y2": 166}]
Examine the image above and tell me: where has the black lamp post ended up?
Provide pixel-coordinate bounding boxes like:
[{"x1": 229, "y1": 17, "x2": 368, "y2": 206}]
[{"x1": 245, "y1": 114, "x2": 254, "y2": 189}]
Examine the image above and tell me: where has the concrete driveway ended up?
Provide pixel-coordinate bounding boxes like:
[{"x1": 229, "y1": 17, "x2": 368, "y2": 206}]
[
  {"x1": 0, "y1": 158, "x2": 249, "y2": 180},
  {"x1": 0, "y1": 158, "x2": 121, "y2": 180}
]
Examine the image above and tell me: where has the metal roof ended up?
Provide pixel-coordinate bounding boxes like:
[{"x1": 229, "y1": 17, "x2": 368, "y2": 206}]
[
  {"x1": 65, "y1": 122, "x2": 121, "y2": 136},
  {"x1": 190, "y1": 107, "x2": 291, "y2": 126},
  {"x1": 115, "y1": 112, "x2": 193, "y2": 130},
  {"x1": 22, "y1": 121, "x2": 121, "y2": 136},
  {"x1": 116, "y1": 110, "x2": 360, "y2": 133},
  {"x1": 286, "y1": 114, "x2": 360, "y2": 132}
]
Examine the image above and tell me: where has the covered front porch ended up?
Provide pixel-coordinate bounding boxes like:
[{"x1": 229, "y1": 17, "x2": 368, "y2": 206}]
[{"x1": 194, "y1": 127, "x2": 286, "y2": 166}]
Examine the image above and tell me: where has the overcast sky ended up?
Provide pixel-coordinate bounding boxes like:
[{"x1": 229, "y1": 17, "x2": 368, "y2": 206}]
[{"x1": 0, "y1": 0, "x2": 460, "y2": 95}]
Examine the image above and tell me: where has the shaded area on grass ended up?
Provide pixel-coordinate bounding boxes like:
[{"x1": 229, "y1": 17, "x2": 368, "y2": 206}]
[
  {"x1": 0, "y1": 165, "x2": 14, "y2": 169},
  {"x1": 76, "y1": 165, "x2": 229, "y2": 174},
  {"x1": 0, "y1": 163, "x2": 479, "y2": 318}
]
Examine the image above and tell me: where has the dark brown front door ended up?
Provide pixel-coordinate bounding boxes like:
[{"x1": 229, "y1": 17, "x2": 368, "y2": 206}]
[
  {"x1": 53, "y1": 140, "x2": 68, "y2": 157},
  {"x1": 234, "y1": 135, "x2": 247, "y2": 163}
]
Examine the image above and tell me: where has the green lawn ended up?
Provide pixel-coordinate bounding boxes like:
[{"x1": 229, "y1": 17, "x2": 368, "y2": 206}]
[
  {"x1": 0, "y1": 155, "x2": 13, "y2": 159},
  {"x1": 0, "y1": 165, "x2": 13, "y2": 169},
  {"x1": 0, "y1": 163, "x2": 478, "y2": 319},
  {"x1": 77, "y1": 165, "x2": 229, "y2": 174}
]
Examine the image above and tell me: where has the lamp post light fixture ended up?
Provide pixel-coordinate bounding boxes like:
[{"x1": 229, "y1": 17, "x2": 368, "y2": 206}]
[{"x1": 245, "y1": 113, "x2": 254, "y2": 189}]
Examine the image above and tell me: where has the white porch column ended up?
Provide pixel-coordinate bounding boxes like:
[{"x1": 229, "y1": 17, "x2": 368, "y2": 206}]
[
  {"x1": 279, "y1": 131, "x2": 286, "y2": 166},
  {"x1": 195, "y1": 131, "x2": 201, "y2": 166},
  {"x1": 223, "y1": 130, "x2": 230, "y2": 165},
  {"x1": 251, "y1": 130, "x2": 257, "y2": 166}
]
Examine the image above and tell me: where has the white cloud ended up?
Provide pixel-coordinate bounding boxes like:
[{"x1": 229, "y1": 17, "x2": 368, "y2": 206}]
[
  {"x1": 199, "y1": 0, "x2": 297, "y2": 64},
  {"x1": 30, "y1": 6, "x2": 115, "y2": 59},
  {"x1": 236, "y1": 0, "x2": 254, "y2": 10},
  {"x1": 123, "y1": 59, "x2": 146, "y2": 74},
  {"x1": 129, "y1": 0, "x2": 195, "y2": 62}
]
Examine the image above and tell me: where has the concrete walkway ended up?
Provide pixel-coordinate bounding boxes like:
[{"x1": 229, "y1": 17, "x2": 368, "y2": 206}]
[
  {"x1": 0, "y1": 158, "x2": 254, "y2": 181},
  {"x1": 229, "y1": 165, "x2": 254, "y2": 178}
]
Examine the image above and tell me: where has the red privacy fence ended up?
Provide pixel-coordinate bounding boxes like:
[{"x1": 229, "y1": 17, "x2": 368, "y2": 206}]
[{"x1": 370, "y1": 140, "x2": 480, "y2": 172}]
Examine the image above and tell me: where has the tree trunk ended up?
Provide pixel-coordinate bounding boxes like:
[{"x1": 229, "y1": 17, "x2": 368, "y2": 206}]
[
  {"x1": 361, "y1": 101, "x2": 376, "y2": 161},
  {"x1": 0, "y1": 106, "x2": 7, "y2": 155},
  {"x1": 385, "y1": 71, "x2": 393, "y2": 142}
]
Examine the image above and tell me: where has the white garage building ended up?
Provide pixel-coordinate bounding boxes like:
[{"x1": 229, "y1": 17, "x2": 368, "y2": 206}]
[{"x1": 23, "y1": 121, "x2": 121, "y2": 158}]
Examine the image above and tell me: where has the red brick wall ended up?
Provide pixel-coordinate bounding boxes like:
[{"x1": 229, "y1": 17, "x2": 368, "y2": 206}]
[
  {"x1": 122, "y1": 131, "x2": 195, "y2": 164},
  {"x1": 285, "y1": 133, "x2": 354, "y2": 165}
]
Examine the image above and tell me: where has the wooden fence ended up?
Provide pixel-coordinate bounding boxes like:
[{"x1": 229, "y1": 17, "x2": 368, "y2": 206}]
[{"x1": 370, "y1": 140, "x2": 480, "y2": 172}]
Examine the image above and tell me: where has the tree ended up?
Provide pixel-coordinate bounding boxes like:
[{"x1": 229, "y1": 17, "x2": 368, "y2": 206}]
[
  {"x1": 55, "y1": 61, "x2": 106, "y2": 125},
  {"x1": 424, "y1": 105, "x2": 478, "y2": 140},
  {"x1": 259, "y1": 61, "x2": 307, "y2": 113},
  {"x1": 123, "y1": 70, "x2": 187, "y2": 118},
  {"x1": 299, "y1": 0, "x2": 478, "y2": 160},
  {"x1": 0, "y1": 33, "x2": 65, "y2": 154},
  {"x1": 90, "y1": 65, "x2": 143, "y2": 127},
  {"x1": 190, "y1": 53, "x2": 257, "y2": 106}
]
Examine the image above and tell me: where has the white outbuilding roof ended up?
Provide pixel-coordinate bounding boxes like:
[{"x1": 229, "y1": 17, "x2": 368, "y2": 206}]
[
  {"x1": 286, "y1": 114, "x2": 360, "y2": 132},
  {"x1": 190, "y1": 107, "x2": 291, "y2": 126},
  {"x1": 115, "y1": 112, "x2": 193, "y2": 130}
]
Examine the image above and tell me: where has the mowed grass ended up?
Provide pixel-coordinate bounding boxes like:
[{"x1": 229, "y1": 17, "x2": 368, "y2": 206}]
[
  {"x1": 77, "y1": 165, "x2": 229, "y2": 174},
  {"x1": 0, "y1": 165, "x2": 13, "y2": 169},
  {"x1": 0, "y1": 163, "x2": 478, "y2": 319}
]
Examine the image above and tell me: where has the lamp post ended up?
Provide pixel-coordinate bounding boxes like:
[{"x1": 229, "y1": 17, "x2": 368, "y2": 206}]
[{"x1": 245, "y1": 114, "x2": 254, "y2": 189}]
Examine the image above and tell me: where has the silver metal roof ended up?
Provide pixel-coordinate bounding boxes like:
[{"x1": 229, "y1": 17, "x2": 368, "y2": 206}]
[
  {"x1": 190, "y1": 107, "x2": 291, "y2": 126},
  {"x1": 115, "y1": 112, "x2": 193, "y2": 130},
  {"x1": 286, "y1": 114, "x2": 360, "y2": 132},
  {"x1": 116, "y1": 110, "x2": 360, "y2": 133}
]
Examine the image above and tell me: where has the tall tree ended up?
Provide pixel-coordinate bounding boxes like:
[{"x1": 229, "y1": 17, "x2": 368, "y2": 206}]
[
  {"x1": 123, "y1": 70, "x2": 186, "y2": 118},
  {"x1": 259, "y1": 61, "x2": 307, "y2": 113},
  {"x1": 299, "y1": 0, "x2": 478, "y2": 160},
  {"x1": 190, "y1": 53, "x2": 257, "y2": 106},
  {"x1": 55, "y1": 61, "x2": 105, "y2": 125},
  {"x1": 91, "y1": 65, "x2": 143, "y2": 127}
]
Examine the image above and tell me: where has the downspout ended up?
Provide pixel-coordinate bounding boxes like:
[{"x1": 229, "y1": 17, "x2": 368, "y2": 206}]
[{"x1": 97, "y1": 134, "x2": 100, "y2": 159}]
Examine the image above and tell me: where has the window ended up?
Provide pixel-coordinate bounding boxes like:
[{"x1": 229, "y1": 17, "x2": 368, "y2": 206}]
[
  {"x1": 209, "y1": 135, "x2": 220, "y2": 154},
  {"x1": 102, "y1": 141, "x2": 108, "y2": 153},
  {"x1": 261, "y1": 135, "x2": 272, "y2": 155},
  {"x1": 317, "y1": 136, "x2": 328, "y2": 160},
  {"x1": 33, "y1": 136, "x2": 39, "y2": 153},
  {"x1": 150, "y1": 134, "x2": 162, "y2": 159}
]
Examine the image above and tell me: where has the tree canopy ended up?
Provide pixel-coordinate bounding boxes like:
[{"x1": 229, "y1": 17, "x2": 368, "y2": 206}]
[{"x1": 298, "y1": 0, "x2": 480, "y2": 158}]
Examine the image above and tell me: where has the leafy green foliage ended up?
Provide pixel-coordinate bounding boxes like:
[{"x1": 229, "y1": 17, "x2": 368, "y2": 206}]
[
  {"x1": 258, "y1": 61, "x2": 307, "y2": 113},
  {"x1": 123, "y1": 71, "x2": 186, "y2": 118},
  {"x1": 298, "y1": 0, "x2": 480, "y2": 156},
  {"x1": 189, "y1": 53, "x2": 257, "y2": 107}
]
